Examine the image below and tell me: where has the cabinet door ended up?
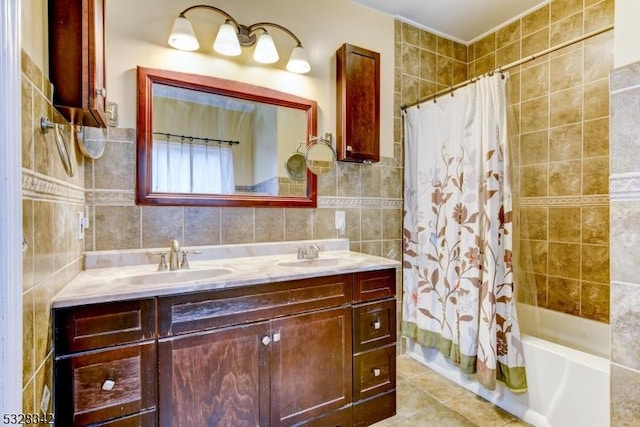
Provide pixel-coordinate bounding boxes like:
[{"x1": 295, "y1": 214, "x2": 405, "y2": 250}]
[
  {"x1": 158, "y1": 323, "x2": 270, "y2": 427},
  {"x1": 49, "y1": 0, "x2": 107, "y2": 127},
  {"x1": 336, "y1": 43, "x2": 380, "y2": 163},
  {"x1": 270, "y1": 306, "x2": 352, "y2": 426}
]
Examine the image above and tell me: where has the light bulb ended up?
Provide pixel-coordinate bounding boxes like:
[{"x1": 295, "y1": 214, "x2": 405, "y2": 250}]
[
  {"x1": 286, "y1": 45, "x2": 311, "y2": 73},
  {"x1": 168, "y1": 16, "x2": 199, "y2": 51},
  {"x1": 253, "y1": 31, "x2": 279, "y2": 64},
  {"x1": 213, "y1": 22, "x2": 241, "y2": 56}
]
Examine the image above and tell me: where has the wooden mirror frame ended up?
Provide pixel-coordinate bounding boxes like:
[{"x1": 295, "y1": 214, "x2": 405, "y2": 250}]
[{"x1": 136, "y1": 66, "x2": 318, "y2": 207}]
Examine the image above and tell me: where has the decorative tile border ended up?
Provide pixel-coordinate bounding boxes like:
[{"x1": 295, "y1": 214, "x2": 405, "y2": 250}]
[
  {"x1": 84, "y1": 191, "x2": 404, "y2": 210},
  {"x1": 85, "y1": 190, "x2": 136, "y2": 206},
  {"x1": 22, "y1": 169, "x2": 85, "y2": 203},
  {"x1": 610, "y1": 172, "x2": 640, "y2": 201},
  {"x1": 518, "y1": 195, "x2": 609, "y2": 206},
  {"x1": 318, "y1": 196, "x2": 403, "y2": 209}
]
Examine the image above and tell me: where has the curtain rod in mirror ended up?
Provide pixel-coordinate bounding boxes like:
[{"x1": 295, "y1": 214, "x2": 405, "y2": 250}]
[
  {"x1": 153, "y1": 131, "x2": 240, "y2": 146},
  {"x1": 168, "y1": 4, "x2": 311, "y2": 74}
]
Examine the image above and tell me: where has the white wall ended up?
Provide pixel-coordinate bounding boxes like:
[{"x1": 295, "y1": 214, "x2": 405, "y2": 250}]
[
  {"x1": 614, "y1": 0, "x2": 640, "y2": 67},
  {"x1": 21, "y1": 0, "x2": 47, "y2": 69},
  {"x1": 106, "y1": 0, "x2": 396, "y2": 157}
]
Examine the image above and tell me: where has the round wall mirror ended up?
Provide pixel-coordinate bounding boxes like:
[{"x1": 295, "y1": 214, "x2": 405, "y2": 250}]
[
  {"x1": 305, "y1": 133, "x2": 336, "y2": 176},
  {"x1": 285, "y1": 144, "x2": 307, "y2": 181}
]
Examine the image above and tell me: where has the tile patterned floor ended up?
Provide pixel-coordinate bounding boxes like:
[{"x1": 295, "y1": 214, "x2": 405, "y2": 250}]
[{"x1": 372, "y1": 356, "x2": 531, "y2": 427}]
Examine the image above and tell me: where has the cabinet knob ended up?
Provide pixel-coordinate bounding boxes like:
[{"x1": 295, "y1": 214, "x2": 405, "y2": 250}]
[
  {"x1": 273, "y1": 333, "x2": 281, "y2": 342},
  {"x1": 372, "y1": 368, "x2": 381, "y2": 377},
  {"x1": 261, "y1": 336, "x2": 271, "y2": 346},
  {"x1": 346, "y1": 145, "x2": 353, "y2": 152},
  {"x1": 95, "y1": 87, "x2": 107, "y2": 97},
  {"x1": 372, "y1": 320, "x2": 381, "y2": 330},
  {"x1": 101, "y1": 379, "x2": 116, "y2": 391}
]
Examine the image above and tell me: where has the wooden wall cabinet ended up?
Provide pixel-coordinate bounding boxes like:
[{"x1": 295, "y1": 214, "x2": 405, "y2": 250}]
[
  {"x1": 54, "y1": 269, "x2": 396, "y2": 426},
  {"x1": 336, "y1": 43, "x2": 381, "y2": 164},
  {"x1": 49, "y1": 0, "x2": 108, "y2": 127}
]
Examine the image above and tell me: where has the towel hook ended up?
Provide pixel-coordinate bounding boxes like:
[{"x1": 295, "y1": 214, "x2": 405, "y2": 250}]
[{"x1": 40, "y1": 117, "x2": 75, "y2": 177}]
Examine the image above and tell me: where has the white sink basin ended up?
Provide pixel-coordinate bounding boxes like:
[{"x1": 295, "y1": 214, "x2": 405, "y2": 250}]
[
  {"x1": 116, "y1": 267, "x2": 234, "y2": 286},
  {"x1": 276, "y1": 257, "x2": 362, "y2": 268}
]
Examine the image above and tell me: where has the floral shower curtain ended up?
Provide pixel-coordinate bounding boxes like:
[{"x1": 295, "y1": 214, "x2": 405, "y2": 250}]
[{"x1": 402, "y1": 73, "x2": 527, "y2": 392}]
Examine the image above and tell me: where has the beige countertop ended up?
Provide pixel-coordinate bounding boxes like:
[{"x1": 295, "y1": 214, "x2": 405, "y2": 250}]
[{"x1": 53, "y1": 239, "x2": 400, "y2": 308}]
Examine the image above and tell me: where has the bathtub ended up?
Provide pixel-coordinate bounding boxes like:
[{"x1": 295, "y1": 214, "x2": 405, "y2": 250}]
[{"x1": 407, "y1": 304, "x2": 610, "y2": 427}]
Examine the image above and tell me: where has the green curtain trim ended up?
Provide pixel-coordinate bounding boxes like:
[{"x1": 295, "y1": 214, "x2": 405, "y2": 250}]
[
  {"x1": 402, "y1": 320, "x2": 528, "y2": 392},
  {"x1": 497, "y1": 361, "x2": 527, "y2": 393}
]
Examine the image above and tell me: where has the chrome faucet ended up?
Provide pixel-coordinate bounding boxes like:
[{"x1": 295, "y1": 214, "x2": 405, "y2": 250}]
[
  {"x1": 296, "y1": 243, "x2": 320, "y2": 260},
  {"x1": 168, "y1": 239, "x2": 180, "y2": 270},
  {"x1": 306, "y1": 244, "x2": 320, "y2": 259}
]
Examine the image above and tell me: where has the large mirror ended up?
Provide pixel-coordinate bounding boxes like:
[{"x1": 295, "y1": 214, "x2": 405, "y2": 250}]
[{"x1": 136, "y1": 67, "x2": 317, "y2": 207}]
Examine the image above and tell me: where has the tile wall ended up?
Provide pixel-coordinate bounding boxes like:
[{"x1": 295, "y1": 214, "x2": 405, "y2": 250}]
[
  {"x1": 397, "y1": 0, "x2": 614, "y2": 324},
  {"x1": 609, "y1": 60, "x2": 640, "y2": 424},
  {"x1": 21, "y1": 51, "x2": 85, "y2": 413},
  {"x1": 470, "y1": 0, "x2": 614, "y2": 322},
  {"x1": 84, "y1": 134, "x2": 403, "y2": 257}
]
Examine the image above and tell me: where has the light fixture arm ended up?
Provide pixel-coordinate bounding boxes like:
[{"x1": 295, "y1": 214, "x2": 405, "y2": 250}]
[
  {"x1": 178, "y1": 4, "x2": 240, "y2": 28},
  {"x1": 248, "y1": 22, "x2": 304, "y2": 47}
]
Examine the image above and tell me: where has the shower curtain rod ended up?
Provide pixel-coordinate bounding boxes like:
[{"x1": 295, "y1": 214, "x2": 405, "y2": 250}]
[{"x1": 401, "y1": 24, "x2": 614, "y2": 110}]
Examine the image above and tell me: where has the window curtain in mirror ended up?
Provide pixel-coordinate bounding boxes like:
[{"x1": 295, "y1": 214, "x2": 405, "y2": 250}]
[
  {"x1": 152, "y1": 141, "x2": 235, "y2": 193},
  {"x1": 401, "y1": 73, "x2": 527, "y2": 392}
]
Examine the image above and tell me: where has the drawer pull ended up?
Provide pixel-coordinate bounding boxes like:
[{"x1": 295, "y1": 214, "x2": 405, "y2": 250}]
[
  {"x1": 372, "y1": 320, "x2": 381, "y2": 330},
  {"x1": 262, "y1": 336, "x2": 271, "y2": 346},
  {"x1": 101, "y1": 379, "x2": 116, "y2": 391},
  {"x1": 372, "y1": 368, "x2": 381, "y2": 377}
]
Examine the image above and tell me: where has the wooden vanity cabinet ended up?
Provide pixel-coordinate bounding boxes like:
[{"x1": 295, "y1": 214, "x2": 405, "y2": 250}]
[
  {"x1": 53, "y1": 299, "x2": 158, "y2": 426},
  {"x1": 54, "y1": 269, "x2": 397, "y2": 426},
  {"x1": 49, "y1": 0, "x2": 108, "y2": 127},
  {"x1": 336, "y1": 43, "x2": 380, "y2": 163},
  {"x1": 157, "y1": 275, "x2": 353, "y2": 426}
]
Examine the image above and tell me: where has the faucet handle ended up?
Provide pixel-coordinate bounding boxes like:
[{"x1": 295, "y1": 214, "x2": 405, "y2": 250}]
[
  {"x1": 180, "y1": 250, "x2": 202, "y2": 269},
  {"x1": 294, "y1": 245, "x2": 306, "y2": 259},
  {"x1": 146, "y1": 251, "x2": 168, "y2": 271}
]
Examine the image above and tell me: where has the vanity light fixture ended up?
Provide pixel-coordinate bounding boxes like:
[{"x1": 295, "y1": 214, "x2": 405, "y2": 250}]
[{"x1": 168, "y1": 4, "x2": 311, "y2": 73}]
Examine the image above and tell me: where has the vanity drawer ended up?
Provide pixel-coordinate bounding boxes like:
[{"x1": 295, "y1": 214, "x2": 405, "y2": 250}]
[
  {"x1": 55, "y1": 299, "x2": 156, "y2": 354},
  {"x1": 94, "y1": 410, "x2": 156, "y2": 426},
  {"x1": 353, "y1": 345, "x2": 396, "y2": 401},
  {"x1": 353, "y1": 299, "x2": 396, "y2": 353},
  {"x1": 353, "y1": 269, "x2": 395, "y2": 303},
  {"x1": 295, "y1": 406, "x2": 351, "y2": 427},
  {"x1": 352, "y1": 389, "x2": 396, "y2": 427},
  {"x1": 55, "y1": 342, "x2": 157, "y2": 426},
  {"x1": 158, "y1": 274, "x2": 352, "y2": 336}
]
